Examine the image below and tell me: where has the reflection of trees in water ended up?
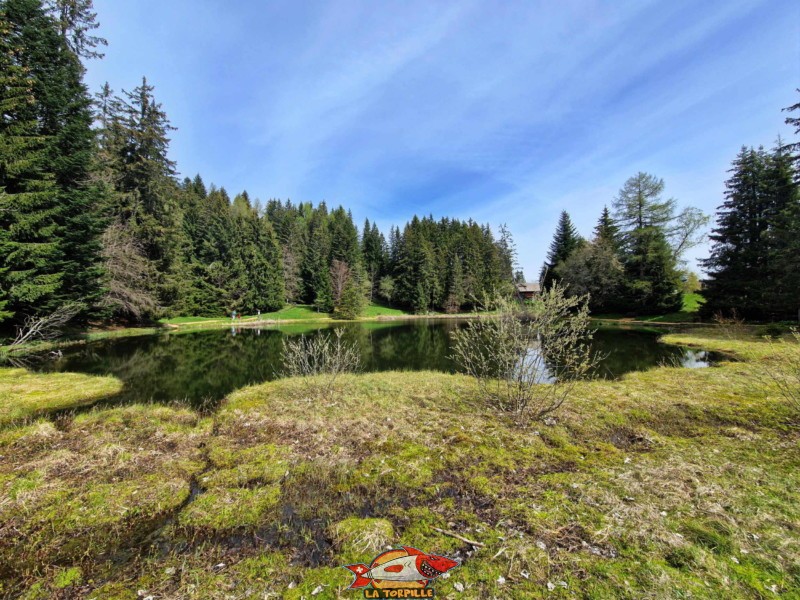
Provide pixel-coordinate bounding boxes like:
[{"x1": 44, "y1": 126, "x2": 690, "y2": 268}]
[
  {"x1": 26, "y1": 323, "x2": 712, "y2": 409},
  {"x1": 589, "y1": 330, "x2": 687, "y2": 379},
  {"x1": 41, "y1": 330, "x2": 285, "y2": 406},
  {"x1": 362, "y1": 320, "x2": 460, "y2": 373}
]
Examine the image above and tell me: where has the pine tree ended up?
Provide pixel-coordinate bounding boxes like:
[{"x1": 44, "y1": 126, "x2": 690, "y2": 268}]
[
  {"x1": 539, "y1": 211, "x2": 583, "y2": 289},
  {"x1": 0, "y1": 0, "x2": 106, "y2": 320},
  {"x1": 701, "y1": 147, "x2": 771, "y2": 319},
  {"x1": 763, "y1": 141, "x2": 799, "y2": 318},
  {"x1": 0, "y1": 10, "x2": 60, "y2": 321},
  {"x1": 593, "y1": 206, "x2": 620, "y2": 251},
  {"x1": 622, "y1": 227, "x2": 682, "y2": 314}
]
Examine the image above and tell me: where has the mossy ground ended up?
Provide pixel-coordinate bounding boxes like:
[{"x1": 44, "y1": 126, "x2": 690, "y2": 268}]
[
  {"x1": 0, "y1": 330, "x2": 798, "y2": 598},
  {"x1": 0, "y1": 368, "x2": 123, "y2": 426}
]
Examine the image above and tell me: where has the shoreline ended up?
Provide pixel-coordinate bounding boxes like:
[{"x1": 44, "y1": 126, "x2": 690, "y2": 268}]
[{"x1": 1, "y1": 312, "x2": 731, "y2": 358}]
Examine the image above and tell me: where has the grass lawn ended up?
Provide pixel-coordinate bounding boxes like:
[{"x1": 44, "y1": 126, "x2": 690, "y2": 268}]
[
  {"x1": 160, "y1": 304, "x2": 329, "y2": 327},
  {"x1": 0, "y1": 330, "x2": 798, "y2": 597},
  {"x1": 160, "y1": 303, "x2": 414, "y2": 328},
  {"x1": 361, "y1": 302, "x2": 412, "y2": 318},
  {"x1": 0, "y1": 368, "x2": 122, "y2": 426},
  {"x1": 594, "y1": 292, "x2": 705, "y2": 323}
]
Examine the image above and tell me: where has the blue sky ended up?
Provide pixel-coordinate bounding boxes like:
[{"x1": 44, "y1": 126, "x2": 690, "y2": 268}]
[{"x1": 85, "y1": 0, "x2": 798, "y2": 277}]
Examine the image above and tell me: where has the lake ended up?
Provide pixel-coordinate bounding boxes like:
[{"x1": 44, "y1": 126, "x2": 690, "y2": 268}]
[{"x1": 23, "y1": 320, "x2": 717, "y2": 409}]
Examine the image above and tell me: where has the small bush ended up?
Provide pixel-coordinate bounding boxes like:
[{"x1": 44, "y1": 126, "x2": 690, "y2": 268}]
[
  {"x1": 281, "y1": 328, "x2": 361, "y2": 398},
  {"x1": 757, "y1": 323, "x2": 789, "y2": 338},
  {"x1": 451, "y1": 283, "x2": 597, "y2": 422}
]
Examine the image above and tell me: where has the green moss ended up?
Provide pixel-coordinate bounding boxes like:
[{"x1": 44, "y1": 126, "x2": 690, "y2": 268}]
[
  {"x1": 204, "y1": 441, "x2": 289, "y2": 488},
  {"x1": 665, "y1": 546, "x2": 700, "y2": 570},
  {"x1": 178, "y1": 485, "x2": 281, "y2": 531},
  {"x1": 0, "y1": 367, "x2": 123, "y2": 425},
  {"x1": 53, "y1": 566, "x2": 82, "y2": 588}
]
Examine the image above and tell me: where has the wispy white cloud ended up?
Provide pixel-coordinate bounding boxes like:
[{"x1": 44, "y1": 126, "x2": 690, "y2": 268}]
[{"x1": 87, "y1": 0, "x2": 798, "y2": 275}]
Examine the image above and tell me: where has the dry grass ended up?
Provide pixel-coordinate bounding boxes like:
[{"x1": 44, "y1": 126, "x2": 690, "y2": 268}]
[{"x1": 0, "y1": 332, "x2": 798, "y2": 598}]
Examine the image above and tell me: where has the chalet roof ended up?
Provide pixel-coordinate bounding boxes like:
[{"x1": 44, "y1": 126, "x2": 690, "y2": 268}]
[{"x1": 517, "y1": 282, "x2": 541, "y2": 293}]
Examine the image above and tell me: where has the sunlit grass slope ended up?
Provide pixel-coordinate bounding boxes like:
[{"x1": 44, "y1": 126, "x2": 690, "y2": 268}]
[
  {"x1": 0, "y1": 330, "x2": 797, "y2": 598},
  {"x1": 0, "y1": 368, "x2": 123, "y2": 426}
]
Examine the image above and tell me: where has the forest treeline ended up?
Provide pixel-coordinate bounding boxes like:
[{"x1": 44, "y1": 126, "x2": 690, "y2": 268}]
[
  {"x1": 0, "y1": 0, "x2": 515, "y2": 327},
  {"x1": 540, "y1": 97, "x2": 800, "y2": 321},
  {"x1": 1, "y1": 0, "x2": 798, "y2": 329},
  {"x1": 538, "y1": 173, "x2": 709, "y2": 316}
]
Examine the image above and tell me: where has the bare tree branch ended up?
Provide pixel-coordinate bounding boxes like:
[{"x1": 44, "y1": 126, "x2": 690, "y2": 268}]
[{"x1": 10, "y1": 302, "x2": 84, "y2": 348}]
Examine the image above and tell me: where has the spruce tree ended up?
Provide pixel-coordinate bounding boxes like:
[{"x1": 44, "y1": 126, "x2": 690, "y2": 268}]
[
  {"x1": 701, "y1": 147, "x2": 771, "y2": 319},
  {"x1": 229, "y1": 192, "x2": 284, "y2": 312},
  {"x1": 539, "y1": 211, "x2": 583, "y2": 289},
  {"x1": 764, "y1": 142, "x2": 799, "y2": 318},
  {"x1": 334, "y1": 275, "x2": 364, "y2": 319},
  {"x1": 623, "y1": 227, "x2": 682, "y2": 314},
  {"x1": 594, "y1": 206, "x2": 620, "y2": 251},
  {"x1": 46, "y1": 0, "x2": 107, "y2": 59},
  {"x1": 361, "y1": 218, "x2": 387, "y2": 301},
  {"x1": 781, "y1": 88, "x2": 800, "y2": 167},
  {"x1": 100, "y1": 76, "x2": 188, "y2": 315},
  {"x1": 0, "y1": 0, "x2": 105, "y2": 321},
  {"x1": 444, "y1": 254, "x2": 465, "y2": 313},
  {"x1": 0, "y1": 11, "x2": 60, "y2": 321},
  {"x1": 302, "y1": 204, "x2": 333, "y2": 312}
]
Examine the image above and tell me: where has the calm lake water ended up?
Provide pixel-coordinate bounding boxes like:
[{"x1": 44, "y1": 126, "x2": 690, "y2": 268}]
[{"x1": 25, "y1": 320, "x2": 716, "y2": 409}]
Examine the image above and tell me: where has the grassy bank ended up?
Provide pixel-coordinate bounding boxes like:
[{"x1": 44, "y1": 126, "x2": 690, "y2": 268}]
[
  {"x1": 0, "y1": 330, "x2": 798, "y2": 597},
  {"x1": 593, "y1": 293, "x2": 705, "y2": 324},
  {"x1": 0, "y1": 304, "x2": 427, "y2": 357},
  {"x1": 0, "y1": 326, "x2": 162, "y2": 359},
  {"x1": 0, "y1": 368, "x2": 123, "y2": 427},
  {"x1": 1, "y1": 294, "x2": 716, "y2": 357},
  {"x1": 159, "y1": 303, "x2": 414, "y2": 328}
]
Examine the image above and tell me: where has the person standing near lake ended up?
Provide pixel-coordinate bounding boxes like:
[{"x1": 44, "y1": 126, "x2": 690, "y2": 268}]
[
  {"x1": 257, "y1": 309, "x2": 261, "y2": 320},
  {"x1": 231, "y1": 309, "x2": 237, "y2": 321}
]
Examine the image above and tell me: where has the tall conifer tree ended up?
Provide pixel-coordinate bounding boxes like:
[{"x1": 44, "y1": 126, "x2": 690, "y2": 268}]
[
  {"x1": 701, "y1": 147, "x2": 770, "y2": 318},
  {"x1": 539, "y1": 211, "x2": 583, "y2": 289},
  {"x1": 0, "y1": 0, "x2": 105, "y2": 320}
]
